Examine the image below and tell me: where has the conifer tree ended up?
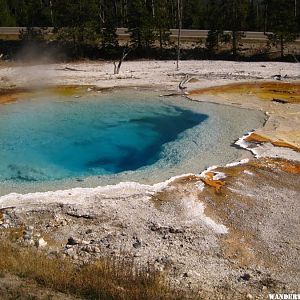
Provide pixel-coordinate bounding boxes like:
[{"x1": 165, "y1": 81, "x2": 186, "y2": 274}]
[
  {"x1": 101, "y1": 1, "x2": 119, "y2": 48},
  {"x1": 206, "y1": 0, "x2": 224, "y2": 53},
  {"x1": 221, "y1": 0, "x2": 248, "y2": 57},
  {"x1": 0, "y1": 0, "x2": 16, "y2": 26},
  {"x1": 153, "y1": 0, "x2": 171, "y2": 52},
  {"x1": 52, "y1": 0, "x2": 101, "y2": 55},
  {"x1": 267, "y1": 0, "x2": 298, "y2": 58},
  {"x1": 128, "y1": 0, "x2": 155, "y2": 48}
]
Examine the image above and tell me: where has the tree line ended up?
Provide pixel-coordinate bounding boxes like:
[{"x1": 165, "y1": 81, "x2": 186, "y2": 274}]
[{"x1": 0, "y1": 0, "x2": 299, "y2": 58}]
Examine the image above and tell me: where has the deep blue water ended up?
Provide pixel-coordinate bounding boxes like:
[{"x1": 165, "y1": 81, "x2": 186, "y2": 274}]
[{"x1": 0, "y1": 93, "x2": 208, "y2": 182}]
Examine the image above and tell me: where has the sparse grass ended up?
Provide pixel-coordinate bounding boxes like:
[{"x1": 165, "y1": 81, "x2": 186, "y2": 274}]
[{"x1": 0, "y1": 238, "x2": 184, "y2": 300}]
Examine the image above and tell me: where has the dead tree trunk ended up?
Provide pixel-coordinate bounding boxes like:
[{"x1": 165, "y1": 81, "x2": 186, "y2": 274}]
[
  {"x1": 280, "y1": 35, "x2": 284, "y2": 58},
  {"x1": 176, "y1": 0, "x2": 183, "y2": 71},
  {"x1": 114, "y1": 47, "x2": 131, "y2": 74},
  {"x1": 179, "y1": 74, "x2": 192, "y2": 93}
]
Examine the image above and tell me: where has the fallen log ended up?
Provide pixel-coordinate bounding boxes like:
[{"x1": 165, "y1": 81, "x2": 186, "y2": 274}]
[{"x1": 272, "y1": 98, "x2": 289, "y2": 104}]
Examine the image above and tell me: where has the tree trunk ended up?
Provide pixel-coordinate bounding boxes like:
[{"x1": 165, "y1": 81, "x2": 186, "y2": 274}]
[
  {"x1": 176, "y1": 0, "x2": 182, "y2": 71},
  {"x1": 232, "y1": 31, "x2": 237, "y2": 58},
  {"x1": 151, "y1": 0, "x2": 155, "y2": 17},
  {"x1": 280, "y1": 35, "x2": 284, "y2": 58},
  {"x1": 159, "y1": 29, "x2": 163, "y2": 53},
  {"x1": 264, "y1": 0, "x2": 268, "y2": 34},
  {"x1": 114, "y1": 47, "x2": 131, "y2": 74},
  {"x1": 49, "y1": 0, "x2": 54, "y2": 26}
]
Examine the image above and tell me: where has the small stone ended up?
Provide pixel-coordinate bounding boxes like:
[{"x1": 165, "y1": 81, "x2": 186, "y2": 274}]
[
  {"x1": 36, "y1": 238, "x2": 47, "y2": 248},
  {"x1": 240, "y1": 273, "x2": 251, "y2": 281},
  {"x1": 86, "y1": 229, "x2": 93, "y2": 234},
  {"x1": 67, "y1": 237, "x2": 81, "y2": 245},
  {"x1": 133, "y1": 237, "x2": 141, "y2": 249},
  {"x1": 155, "y1": 256, "x2": 172, "y2": 265},
  {"x1": 23, "y1": 234, "x2": 32, "y2": 241},
  {"x1": 24, "y1": 239, "x2": 35, "y2": 246},
  {"x1": 82, "y1": 245, "x2": 93, "y2": 253},
  {"x1": 246, "y1": 294, "x2": 253, "y2": 299},
  {"x1": 65, "y1": 248, "x2": 76, "y2": 256},
  {"x1": 93, "y1": 246, "x2": 101, "y2": 253},
  {"x1": 60, "y1": 220, "x2": 68, "y2": 226},
  {"x1": 169, "y1": 227, "x2": 184, "y2": 234},
  {"x1": 26, "y1": 225, "x2": 34, "y2": 232}
]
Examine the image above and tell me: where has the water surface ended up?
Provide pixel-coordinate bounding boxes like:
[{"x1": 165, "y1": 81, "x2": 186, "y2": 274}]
[{"x1": 0, "y1": 89, "x2": 265, "y2": 194}]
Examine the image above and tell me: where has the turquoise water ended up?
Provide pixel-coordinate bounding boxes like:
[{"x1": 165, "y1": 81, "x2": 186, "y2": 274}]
[{"x1": 0, "y1": 89, "x2": 265, "y2": 194}]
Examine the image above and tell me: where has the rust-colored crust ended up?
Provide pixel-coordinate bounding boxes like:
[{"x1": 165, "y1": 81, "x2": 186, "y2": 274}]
[
  {"x1": 190, "y1": 81, "x2": 300, "y2": 103},
  {"x1": 245, "y1": 132, "x2": 300, "y2": 152}
]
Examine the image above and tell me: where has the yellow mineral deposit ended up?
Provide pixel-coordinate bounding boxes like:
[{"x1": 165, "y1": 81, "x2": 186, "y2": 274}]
[
  {"x1": 200, "y1": 171, "x2": 225, "y2": 193},
  {"x1": 245, "y1": 132, "x2": 300, "y2": 152},
  {"x1": 190, "y1": 81, "x2": 300, "y2": 104}
]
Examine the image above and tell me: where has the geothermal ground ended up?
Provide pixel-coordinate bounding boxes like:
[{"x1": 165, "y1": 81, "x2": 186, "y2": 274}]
[{"x1": 0, "y1": 60, "x2": 299, "y2": 299}]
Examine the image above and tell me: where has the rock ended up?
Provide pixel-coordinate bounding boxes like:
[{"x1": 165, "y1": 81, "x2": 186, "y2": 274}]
[
  {"x1": 246, "y1": 294, "x2": 253, "y2": 299},
  {"x1": 65, "y1": 248, "x2": 77, "y2": 257},
  {"x1": 155, "y1": 256, "x2": 172, "y2": 265},
  {"x1": 86, "y1": 229, "x2": 93, "y2": 234},
  {"x1": 26, "y1": 225, "x2": 34, "y2": 232},
  {"x1": 273, "y1": 74, "x2": 282, "y2": 80},
  {"x1": 23, "y1": 234, "x2": 32, "y2": 241},
  {"x1": 24, "y1": 239, "x2": 35, "y2": 246},
  {"x1": 36, "y1": 238, "x2": 47, "y2": 248},
  {"x1": 149, "y1": 222, "x2": 184, "y2": 235},
  {"x1": 169, "y1": 226, "x2": 184, "y2": 234},
  {"x1": 100, "y1": 237, "x2": 110, "y2": 247},
  {"x1": 66, "y1": 209, "x2": 96, "y2": 219},
  {"x1": 82, "y1": 245, "x2": 93, "y2": 253},
  {"x1": 93, "y1": 246, "x2": 101, "y2": 253},
  {"x1": 133, "y1": 237, "x2": 141, "y2": 249},
  {"x1": 240, "y1": 273, "x2": 251, "y2": 281},
  {"x1": 67, "y1": 237, "x2": 81, "y2": 245}
]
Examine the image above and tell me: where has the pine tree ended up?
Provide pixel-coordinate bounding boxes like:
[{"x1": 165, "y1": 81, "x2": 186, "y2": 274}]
[
  {"x1": 206, "y1": 0, "x2": 223, "y2": 53},
  {"x1": 267, "y1": 0, "x2": 298, "y2": 58},
  {"x1": 0, "y1": 0, "x2": 16, "y2": 26},
  {"x1": 101, "y1": 1, "x2": 119, "y2": 48},
  {"x1": 221, "y1": 0, "x2": 248, "y2": 57},
  {"x1": 52, "y1": 0, "x2": 101, "y2": 55},
  {"x1": 127, "y1": 0, "x2": 155, "y2": 48},
  {"x1": 153, "y1": 0, "x2": 171, "y2": 52}
]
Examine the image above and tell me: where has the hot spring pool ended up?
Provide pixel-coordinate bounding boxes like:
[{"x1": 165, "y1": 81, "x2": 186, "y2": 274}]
[{"x1": 0, "y1": 89, "x2": 265, "y2": 194}]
